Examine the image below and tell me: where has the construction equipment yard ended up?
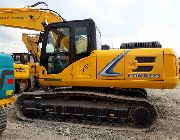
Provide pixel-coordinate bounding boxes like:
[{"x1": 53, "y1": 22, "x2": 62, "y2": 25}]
[
  {"x1": 0, "y1": 2, "x2": 179, "y2": 140},
  {"x1": 1, "y1": 82, "x2": 179, "y2": 140}
]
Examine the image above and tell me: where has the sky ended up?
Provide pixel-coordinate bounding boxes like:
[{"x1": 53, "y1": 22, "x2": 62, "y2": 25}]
[{"x1": 0, "y1": 0, "x2": 179, "y2": 56}]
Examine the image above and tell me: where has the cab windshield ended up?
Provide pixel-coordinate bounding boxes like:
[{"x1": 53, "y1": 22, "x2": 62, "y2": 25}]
[
  {"x1": 45, "y1": 27, "x2": 70, "y2": 74},
  {"x1": 46, "y1": 27, "x2": 70, "y2": 53}
]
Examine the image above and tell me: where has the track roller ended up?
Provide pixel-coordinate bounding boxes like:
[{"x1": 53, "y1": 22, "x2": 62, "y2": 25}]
[{"x1": 131, "y1": 106, "x2": 151, "y2": 127}]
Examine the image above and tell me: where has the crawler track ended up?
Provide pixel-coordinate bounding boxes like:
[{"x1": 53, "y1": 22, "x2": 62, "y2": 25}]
[
  {"x1": 0, "y1": 109, "x2": 7, "y2": 134},
  {"x1": 15, "y1": 88, "x2": 157, "y2": 130}
]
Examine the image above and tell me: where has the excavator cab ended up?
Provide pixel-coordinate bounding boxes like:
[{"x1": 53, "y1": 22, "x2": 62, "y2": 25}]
[{"x1": 40, "y1": 19, "x2": 100, "y2": 74}]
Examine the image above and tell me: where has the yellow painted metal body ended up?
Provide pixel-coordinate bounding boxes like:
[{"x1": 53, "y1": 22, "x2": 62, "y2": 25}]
[
  {"x1": 38, "y1": 48, "x2": 179, "y2": 89},
  {"x1": 0, "y1": 7, "x2": 178, "y2": 90},
  {"x1": 0, "y1": 97, "x2": 15, "y2": 108},
  {"x1": 27, "y1": 62, "x2": 39, "y2": 77},
  {"x1": 13, "y1": 63, "x2": 30, "y2": 79}
]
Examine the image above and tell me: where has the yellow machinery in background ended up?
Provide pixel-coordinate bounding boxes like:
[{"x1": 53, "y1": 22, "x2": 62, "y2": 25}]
[
  {"x1": 13, "y1": 63, "x2": 30, "y2": 93},
  {"x1": 12, "y1": 33, "x2": 41, "y2": 92},
  {"x1": 22, "y1": 33, "x2": 41, "y2": 61},
  {"x1": 0, "y1": 2, "x2": 64, "y2": 93},
  {"x1": 12, "y1": 53, "x2": 38, "y2": 92},
  {"x1": 0, "y1": 3, "x2": 179, "y2": 128},
  {"x1": 21, "y1": 33, "x2": 41, "y2": 79}
]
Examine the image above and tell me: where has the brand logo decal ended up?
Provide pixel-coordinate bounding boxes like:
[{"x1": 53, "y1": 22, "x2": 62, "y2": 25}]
[
  {"x1": 98, "y1": 50, "x2": 130, "y2": 77},
  {"x1": 14, "y1": 67, "x2": 26, "y2": 73},
  {"x1": 128, "y1": 73, "x2": 160, "y2": 78}
]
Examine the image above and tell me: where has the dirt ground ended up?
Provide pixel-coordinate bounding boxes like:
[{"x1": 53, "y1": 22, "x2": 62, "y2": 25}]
[{"x1": 1, "y1": 83, "x2": 180, "y2": 140}]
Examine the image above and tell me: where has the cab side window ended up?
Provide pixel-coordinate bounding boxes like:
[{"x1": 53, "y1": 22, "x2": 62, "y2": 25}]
[{"x1": 75, "y1": 27, "x2": 88, "y2": 59}]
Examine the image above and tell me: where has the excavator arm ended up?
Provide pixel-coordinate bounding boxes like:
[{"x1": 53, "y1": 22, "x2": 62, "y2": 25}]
[
  {"x1": 22, "y1": 33, "x2": 41, "y2": 60},
  {"x1": 0, "y1": 8, "x2": 63, "y2": 31}
]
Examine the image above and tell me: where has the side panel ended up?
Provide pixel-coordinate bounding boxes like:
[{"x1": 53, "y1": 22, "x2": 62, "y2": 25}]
[
  {"x1": 14, "y1": 63, "x2": 30, "y2": 79},
  {"x1": 97, "y1": 50, "x2": 125, "y2": 80},
  {"x1": 125, "y1": 49, "x2": 164, "y2": 81},
  {"x1": 163, "y1": 48, "x2": 179, "y2": 88},
  {"x1": 38, "y1": 48, "x2": 178, "y2": 89},
  {"x1": 38, "y1": 64, "x2": 73, "y2": 86},
  {"x1": 72, "y1": 54, "x2": 96, "y2": 80}
]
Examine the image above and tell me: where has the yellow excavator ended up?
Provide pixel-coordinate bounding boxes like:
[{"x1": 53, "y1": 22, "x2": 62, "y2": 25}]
[
  {"x1": 12, "y1": 52, "x2": 37, "y2": 92},
  {"x1": 0, "y1": 3, "x2": 179, "y2": 128},
  {"x1": 12, "y1": 59, "x2": 30, "y2": 93},
  {"x1": 0, "y1": 2, "x2": 64, "y2": 93},
  {"x1": 12, "y1": 33, "x2": 41, "y2": 92}
]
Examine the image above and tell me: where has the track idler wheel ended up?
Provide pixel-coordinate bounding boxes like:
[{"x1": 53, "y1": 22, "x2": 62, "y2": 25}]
[{"x1": 132, "y1": 106, "x2": 152, "y2": 127}]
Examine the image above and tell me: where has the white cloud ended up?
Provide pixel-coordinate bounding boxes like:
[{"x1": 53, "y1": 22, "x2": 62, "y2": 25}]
[
  {"x1": 0, "y1": 0, "x2": 179, "y2": 56},
  {"x1": 103, "y1": 23, "x2": 180, "y2": 55},
  {"x1": 0, "y1": 27, "x2": 39, "y2": 53},
  {"x1": 0, "y1": 42, "x2": 27, "y2": 53}
]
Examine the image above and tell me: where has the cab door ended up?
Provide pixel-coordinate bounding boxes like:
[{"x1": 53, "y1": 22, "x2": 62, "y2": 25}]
[
  {"x1": 125, "y1": 49, "x2": 164, "y2": 81},
  {"x1": 42, "y1": 26, "x2": 71, "y2": 74},
  {"x1": 41, "y1": 19, "x2": 96, "y2": 76}
]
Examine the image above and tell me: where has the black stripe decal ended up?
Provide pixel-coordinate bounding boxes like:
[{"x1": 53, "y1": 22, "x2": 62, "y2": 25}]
[{"x1": 0, "y1": 70, "x2": 14, "y2": 90}]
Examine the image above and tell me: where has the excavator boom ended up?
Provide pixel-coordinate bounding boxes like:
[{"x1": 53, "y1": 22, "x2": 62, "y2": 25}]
[{"x1": 0, "y1": 8, "x2": 63, "y2": 31}]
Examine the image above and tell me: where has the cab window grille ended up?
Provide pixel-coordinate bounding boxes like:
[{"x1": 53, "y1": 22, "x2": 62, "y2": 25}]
[
  {"x1": 132, "y1": 66, "x2": 153, "y2": 72},
  {"x1": 135, "y1": 57, "x2": 156, "y2": 63},
  {"x1": 120, "y1": 41, "x2": 162, "y2": 49}
]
